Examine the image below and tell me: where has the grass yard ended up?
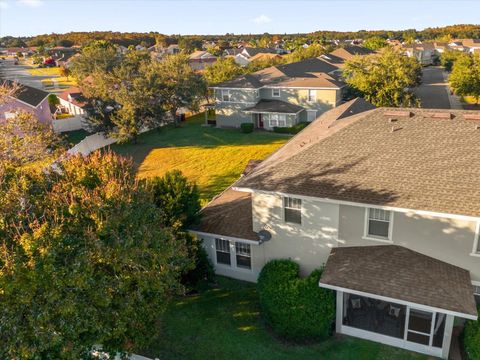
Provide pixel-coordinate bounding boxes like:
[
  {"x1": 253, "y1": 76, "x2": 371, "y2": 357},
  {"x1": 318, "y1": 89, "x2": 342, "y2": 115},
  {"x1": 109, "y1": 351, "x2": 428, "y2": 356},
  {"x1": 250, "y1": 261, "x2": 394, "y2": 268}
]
[
  {"x1": 138, "y1": 276, "x2": 431, "y2": 360},
  {"x1": 111, "y1": 113, "x2": 289, "y2": 203},
  {"x1": 62, "y1": 129, "x2": 90, "y2": 146},
  {"x1": 28, "y1": 66, "x2": 62, "y2": 76}
]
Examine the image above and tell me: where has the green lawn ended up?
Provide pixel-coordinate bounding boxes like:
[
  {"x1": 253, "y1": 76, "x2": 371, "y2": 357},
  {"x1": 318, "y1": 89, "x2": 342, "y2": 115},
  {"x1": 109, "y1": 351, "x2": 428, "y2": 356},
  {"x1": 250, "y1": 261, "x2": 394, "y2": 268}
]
[
  {"x1": 62, "y1": 129, "x2": 89, "y2": 146},
  {"x1": 111, "y1": 113, "x2": 289, "y2": 204},
  {"x1": 28, "y1": 66, "x2": 62, "y2": 76},
  {"x1": 139, "y1": 276, "x2": 431, "y2": 360}
]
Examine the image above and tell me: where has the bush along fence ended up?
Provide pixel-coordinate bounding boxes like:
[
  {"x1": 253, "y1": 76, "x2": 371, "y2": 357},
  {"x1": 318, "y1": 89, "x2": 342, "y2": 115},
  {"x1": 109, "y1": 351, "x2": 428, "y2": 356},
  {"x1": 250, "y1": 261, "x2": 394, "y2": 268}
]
[{"x1": 257, "y1": 259, "x2": 336, "y2": 342}]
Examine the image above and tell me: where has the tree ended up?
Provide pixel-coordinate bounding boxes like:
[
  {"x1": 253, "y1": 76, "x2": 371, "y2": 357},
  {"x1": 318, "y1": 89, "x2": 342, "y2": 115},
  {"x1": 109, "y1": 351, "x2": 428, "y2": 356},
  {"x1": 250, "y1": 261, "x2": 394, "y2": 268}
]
[
  {"x1": 283, "y1": 44, "x2": 327, "y2": 63},
  {"x1": 152, "y1": 54, "x2": 207, "y2": 126},
  {"x1": 204, "y1": 57, "x2": 243, "y2": 86},
  {"x1": 70, "y1": 40, "x2": 120, "y2": 81},
  {"x1": 450, "y1": 53, "x2": 480, "y2": 103},
  {"x1": 440, "y1": 49, "x2": 462, "y2": 72},
  {"x1": 363, "y1": 36, "x2": 387, "y2": 50},
  {"x1": 59, "y1": 66, "x2": 71, "y2": 80},
  {"x1": 344, "y1": 48, "x2": 422, "y2": 107},
  {"x1": 0, "y1": 151, "x2": 192, "y2": 358},
  {"x1": 16, "y1": 51, "x2": 24, "y2": 58}
]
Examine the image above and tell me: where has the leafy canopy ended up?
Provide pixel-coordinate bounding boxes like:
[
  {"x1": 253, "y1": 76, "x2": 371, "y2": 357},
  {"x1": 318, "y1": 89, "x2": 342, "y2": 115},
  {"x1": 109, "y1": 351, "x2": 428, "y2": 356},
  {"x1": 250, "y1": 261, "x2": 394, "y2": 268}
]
[{"x1": 450, "y1": 53, "x2": 480, "y2": 103}]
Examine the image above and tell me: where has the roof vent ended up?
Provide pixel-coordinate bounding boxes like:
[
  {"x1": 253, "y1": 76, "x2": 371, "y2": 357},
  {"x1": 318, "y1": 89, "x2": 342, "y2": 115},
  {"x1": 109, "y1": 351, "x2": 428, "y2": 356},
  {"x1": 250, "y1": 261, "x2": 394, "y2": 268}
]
[
  {"x1": 384, "y1": 110, "x2": 412, "y2": 118},
  {"x1": 388, "y1": 118, "x2": 398, "y2": 123},
  {"x1": 424, "y1": 112, "x2": 453, "y2": 119},
  {"x1": 464, "y1": 114, "x2": 480, "y2": 121}
]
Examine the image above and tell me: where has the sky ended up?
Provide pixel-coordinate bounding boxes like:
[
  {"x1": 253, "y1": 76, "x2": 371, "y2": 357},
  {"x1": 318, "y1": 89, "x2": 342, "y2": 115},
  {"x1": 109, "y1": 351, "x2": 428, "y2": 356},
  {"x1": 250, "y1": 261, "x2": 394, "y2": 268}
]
[{"x1": 1, "y1": 0, "x2": 479, "y2": 37}]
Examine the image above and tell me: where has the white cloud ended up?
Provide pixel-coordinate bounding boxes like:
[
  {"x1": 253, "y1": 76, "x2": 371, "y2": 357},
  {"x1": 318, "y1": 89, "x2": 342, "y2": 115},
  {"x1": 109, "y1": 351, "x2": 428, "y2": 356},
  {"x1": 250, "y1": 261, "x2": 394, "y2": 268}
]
[
  {"x1": 17, "y1": 0, "x2": 43, "y2": 7},
  {"x1": 252, "y1": 14, "x2": 272, "y2": 25},
  {"x1": 0, "y1": 0, "x2": 10, "y2": 9}
]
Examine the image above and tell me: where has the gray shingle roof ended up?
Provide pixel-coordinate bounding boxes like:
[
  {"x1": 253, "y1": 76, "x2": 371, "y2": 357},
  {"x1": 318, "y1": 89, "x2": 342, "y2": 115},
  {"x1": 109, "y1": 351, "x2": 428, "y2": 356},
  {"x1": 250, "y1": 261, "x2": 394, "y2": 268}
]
[
  {"x1": 244, "y1": 99, "x2": 305, "y2": 114},
  {"x1": 3, "y1": 79, "x2": 49, "y2": 107},
  {"x1": 320, "y1": 245, "x2": 478, "y2": 318},
  {"x1": 235, "y1": 106, "x2": 480, "y2": 218}
]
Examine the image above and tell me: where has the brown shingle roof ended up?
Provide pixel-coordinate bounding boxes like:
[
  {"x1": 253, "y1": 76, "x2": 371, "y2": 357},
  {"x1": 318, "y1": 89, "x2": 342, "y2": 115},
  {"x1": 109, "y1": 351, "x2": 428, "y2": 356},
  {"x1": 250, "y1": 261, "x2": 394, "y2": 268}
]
[
  {"x1": 320, "y1": 245, "x2": 477, "y2": 318},
  {"x1": 235, "y1": 106, "x2": 480, "y2": 218}
]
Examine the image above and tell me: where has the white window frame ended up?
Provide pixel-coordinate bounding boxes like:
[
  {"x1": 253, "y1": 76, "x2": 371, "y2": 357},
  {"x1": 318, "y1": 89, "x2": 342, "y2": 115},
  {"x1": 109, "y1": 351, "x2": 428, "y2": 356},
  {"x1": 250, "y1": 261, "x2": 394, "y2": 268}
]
[
  {"x1": 363, "y1": 207, "x2": 393, "y2": 243},
  {"x1": 471, "y1": 222, "x2": 480, "y2": 257},
  {"x1": 221, "y1": 89, "x2": 232, "y2": 102},
  {"x1": 214, "y1": 238, "x2": 253, "y2": 272},
  {"x1": 307, "y1": 109, "x2": 317, "y2": 122},
  {"x1": 307, "y1": 89, "x2": 316, "y2": 103},
  {"x1": 4, "y1": 111, "x2": 16, "y2": 120},
  {"x1": 253, "y1": 89, "x2": 259, "y2": 98},
  {"x1": 269, "y1": 113, "x2": 286, "y2": 128},
  {"x1": 283, "y1": 196, "x2": 302, "y2": 225},
  {"x1": 272, "y1": 88, "x2": 280, "y2": 97},
  {"x1": 235, "y1": 242, "x2": 252, "y2": 270}
]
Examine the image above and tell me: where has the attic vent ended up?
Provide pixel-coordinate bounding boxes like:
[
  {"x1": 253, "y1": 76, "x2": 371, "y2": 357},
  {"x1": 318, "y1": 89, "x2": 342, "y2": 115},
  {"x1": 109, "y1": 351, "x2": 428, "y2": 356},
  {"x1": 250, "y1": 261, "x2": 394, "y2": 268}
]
[
  {"x1": 464, "y1": 114, "x2": 480, "y2": 121},
  {"x1": 423, "y1": 112, "x2": 453, "y2": 120},
  {"x1": 384, "y1": 110, "x2": 412, "y2": 118},
  {"x1": 388, "y1": 118, "x2": 398, "y2": 123}
]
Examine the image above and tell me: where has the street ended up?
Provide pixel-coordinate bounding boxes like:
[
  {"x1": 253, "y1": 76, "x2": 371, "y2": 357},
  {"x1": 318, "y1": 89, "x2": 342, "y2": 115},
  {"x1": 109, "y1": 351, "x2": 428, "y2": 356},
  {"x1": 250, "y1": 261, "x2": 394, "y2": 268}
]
[
  {"x1": 414, "y1": 67, "x2": 452, "y2": 109},
  {"x1": 0, "y1": 58, "x2": 46, "y2": 89}
]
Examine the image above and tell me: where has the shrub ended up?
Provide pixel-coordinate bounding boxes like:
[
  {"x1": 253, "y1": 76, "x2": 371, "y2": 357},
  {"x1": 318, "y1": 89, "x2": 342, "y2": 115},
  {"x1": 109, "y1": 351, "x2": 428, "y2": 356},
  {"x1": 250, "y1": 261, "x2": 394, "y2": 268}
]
[
  {"x1": 273, "y1": 122, "x2": 309, "y2": 134},
  {"x1": 464, "y1": 305, "x2": 480, "y2": 360},
  {"x1": 257, "y1": 259, "x2": 335, "y2": 341},
  {"x1": 240, "y1": 122, "x2": 254, "y2": 133}
]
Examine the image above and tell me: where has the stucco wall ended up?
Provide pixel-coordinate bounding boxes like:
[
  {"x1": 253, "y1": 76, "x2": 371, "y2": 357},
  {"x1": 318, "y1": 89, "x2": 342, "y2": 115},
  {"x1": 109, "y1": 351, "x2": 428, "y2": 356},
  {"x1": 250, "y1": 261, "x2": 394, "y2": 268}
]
[
  {"x1": 215, "y1": 104, "x2": 252, "y2": 128},
  {"x1": 260, "y1": 87, "x2": 340, "y2": 113},
  {"x1": 338, "y1": 204, "x2": 480, "y2": 282},
  {"x1": 0, "y1": 97, "x2": 52, "y2": 125}
]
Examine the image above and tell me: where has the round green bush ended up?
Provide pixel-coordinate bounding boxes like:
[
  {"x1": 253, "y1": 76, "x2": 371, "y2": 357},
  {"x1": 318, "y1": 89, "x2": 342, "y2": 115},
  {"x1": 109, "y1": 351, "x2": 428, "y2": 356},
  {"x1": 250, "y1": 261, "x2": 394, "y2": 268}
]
[
  {"x1": 464, "y1": 305, "x2": 480, "y2": 360},
  {"x1": 240, "y1": 123, "x2": 254, "y2": 133},
  {"x1": 257, "y1": 259, "x2": 335, "y2": 341}
]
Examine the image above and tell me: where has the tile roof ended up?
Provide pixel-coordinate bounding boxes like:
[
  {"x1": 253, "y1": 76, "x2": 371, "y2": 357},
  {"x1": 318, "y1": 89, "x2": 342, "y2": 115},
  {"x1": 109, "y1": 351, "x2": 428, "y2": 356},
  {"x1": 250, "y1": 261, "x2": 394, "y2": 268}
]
[
  {"x1": 3, "y1": 79, "x2": 49, "y2": 107},
  {"x1": 235, "y1": 106, "x2": 480, "y2": 218},
  {"x1": 320, "y1": 245, "x2": 478, "y2": 318},
  {"x1": 244, "y1": 99, "x2": 305, "y2": 114}
]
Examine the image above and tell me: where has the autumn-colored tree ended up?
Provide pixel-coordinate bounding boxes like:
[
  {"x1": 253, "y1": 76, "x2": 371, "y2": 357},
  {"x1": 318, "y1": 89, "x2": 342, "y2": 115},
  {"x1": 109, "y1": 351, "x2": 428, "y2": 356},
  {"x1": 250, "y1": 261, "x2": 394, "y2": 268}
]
[
  {"x1": 344, "y1": 48, "x2": 422, "y2": 107},
  {"x1": 450, "y1": 53, "x2": 480, "y2": 103},
  {"x1": 0, "y1": 152, "x2": 193, "y2": 358}
]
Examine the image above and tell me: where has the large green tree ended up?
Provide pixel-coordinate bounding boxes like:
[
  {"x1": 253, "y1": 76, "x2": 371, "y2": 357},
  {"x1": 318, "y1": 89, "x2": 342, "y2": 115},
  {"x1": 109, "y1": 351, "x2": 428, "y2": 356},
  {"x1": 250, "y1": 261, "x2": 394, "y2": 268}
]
[
  {"x1": 363, "y1": 36, "x2": 387, "y2": 50},
  {"x1": 449, "y1": 53, "x2": 480, "y2": 103},
  {"x1": 0, "y1": 152, "x2": 192, "y2": 359},
  {"x1": 344, "y1": 48, "x2": 422, "y2": 107},
  {"x1": 70, "y1": 40, "x2": 120, "y2": 81},
  {"x1": 204, "y1": 57, "x2": 244, "y2": 86},
  {"x1": 440, "y1": 49, "x2": 462, "y2": 72}
]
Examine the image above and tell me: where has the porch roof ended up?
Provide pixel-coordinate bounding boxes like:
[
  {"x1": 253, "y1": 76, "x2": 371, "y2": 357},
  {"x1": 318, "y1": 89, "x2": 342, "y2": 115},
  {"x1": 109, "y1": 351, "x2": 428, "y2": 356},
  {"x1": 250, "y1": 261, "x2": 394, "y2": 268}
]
[
  {"x1": 244, "y1": 99, "x2": 304, "y2": 114},
  {"x1": 319, "y1": 245, "x2": 478, "y2": 319}
]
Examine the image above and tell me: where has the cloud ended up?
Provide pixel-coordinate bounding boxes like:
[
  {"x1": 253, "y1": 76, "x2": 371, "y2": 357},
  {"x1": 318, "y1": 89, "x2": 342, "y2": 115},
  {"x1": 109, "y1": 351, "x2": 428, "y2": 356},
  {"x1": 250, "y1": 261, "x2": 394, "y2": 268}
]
[
  {"x1": 17, "y1": 0, "x2": 43, "y2": 7},
  {"x1": 252, "y1": 14, "x2": 272, "y2": 25}
]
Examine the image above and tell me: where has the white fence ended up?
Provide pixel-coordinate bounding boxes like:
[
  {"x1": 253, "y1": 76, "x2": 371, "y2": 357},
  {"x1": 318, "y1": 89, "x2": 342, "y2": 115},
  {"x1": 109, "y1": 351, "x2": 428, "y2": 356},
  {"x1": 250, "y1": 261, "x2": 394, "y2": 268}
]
[
  {"x1": 52, "y1": 115, "x2": 85, "y2": 133},
  {"x1": 67, "y1": 132, "x2": 118, "y2": 156}
]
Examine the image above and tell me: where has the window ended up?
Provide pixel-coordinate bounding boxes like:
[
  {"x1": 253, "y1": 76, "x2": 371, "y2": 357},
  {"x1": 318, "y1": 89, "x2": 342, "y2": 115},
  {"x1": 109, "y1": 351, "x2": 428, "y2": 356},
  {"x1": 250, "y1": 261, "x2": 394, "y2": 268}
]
[
  {"x1": 235, "y1": 242, "x2": 251, "y2": 269},
  {"x1": 366, "y1": 208, "x2": 392, "y2": 240},
  {"x1": 307, "y1": 89, "x2": 316, "y2": 102},
  {"x1": 474, "y1": 285, "x2": 480, "y2": 306},
  {"x1": 284, "y1": 197, "x2": 302, "y2": 224},
  {"x1": 215, "y1": 238, "x2": 231, "y2": 266},
  {"x1": 307, "y1": 110, "x2": 317, "y2": 122},
  {"x1": 4, "y1": 112, "x2": 16, "y2": 120},
  {"x1": 272, "y1": 88, "x2": 280, "y2": 97},
  {"x1": 269, "y1": 114, "x2": 286, "y2": 127},
  {"x1": 221, "y1": 89, "x2": 231, "y2": 102},
  {"x1": 253, "y1": 89, "x2": 259, "y2": 98}
]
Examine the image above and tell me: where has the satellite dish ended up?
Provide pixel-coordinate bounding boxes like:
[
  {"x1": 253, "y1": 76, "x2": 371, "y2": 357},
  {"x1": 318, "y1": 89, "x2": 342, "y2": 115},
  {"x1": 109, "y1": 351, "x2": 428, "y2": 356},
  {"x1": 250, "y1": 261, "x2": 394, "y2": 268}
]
[{"x1": 257, "y1": 229, "x2": 272, "y2": 244}]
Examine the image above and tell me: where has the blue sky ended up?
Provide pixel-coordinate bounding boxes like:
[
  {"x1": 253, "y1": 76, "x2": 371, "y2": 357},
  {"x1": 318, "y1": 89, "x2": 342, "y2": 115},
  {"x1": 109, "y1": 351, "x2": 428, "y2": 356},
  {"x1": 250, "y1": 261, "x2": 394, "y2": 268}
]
[{"x1": 1, "y1": 0, "x2": 479, "y2": 37}]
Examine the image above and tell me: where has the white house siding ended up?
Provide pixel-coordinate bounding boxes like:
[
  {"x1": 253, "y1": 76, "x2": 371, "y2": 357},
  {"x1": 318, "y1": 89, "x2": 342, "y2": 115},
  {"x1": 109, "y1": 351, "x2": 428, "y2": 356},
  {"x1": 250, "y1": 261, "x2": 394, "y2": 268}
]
[
  {"x1": 337, "y1": 204, "x2": 480, "y2": 282},
  {"x1": 251, "y1": 192, "x2": 339, "y2": 276},
  {"x1": 200, "y1": 235, "x2": 262, "y2": 282}
]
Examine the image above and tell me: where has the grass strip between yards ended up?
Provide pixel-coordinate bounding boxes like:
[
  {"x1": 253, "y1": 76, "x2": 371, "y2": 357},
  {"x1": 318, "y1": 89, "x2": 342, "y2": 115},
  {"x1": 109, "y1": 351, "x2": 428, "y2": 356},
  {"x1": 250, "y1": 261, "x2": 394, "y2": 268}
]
[
  {"x1": 138, "y1": 276, "x2": 431, "y2": 360},
  {"x1": 111, "y1": 113, "x2": 289, "y2": 204}
]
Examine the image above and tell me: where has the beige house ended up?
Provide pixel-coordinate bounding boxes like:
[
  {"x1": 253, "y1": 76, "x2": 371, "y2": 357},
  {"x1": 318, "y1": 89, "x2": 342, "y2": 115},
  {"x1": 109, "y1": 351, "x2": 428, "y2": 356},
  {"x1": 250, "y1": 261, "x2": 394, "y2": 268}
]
[{"x1": 191, "y1": 100, "x2": 480, "y2": 359}]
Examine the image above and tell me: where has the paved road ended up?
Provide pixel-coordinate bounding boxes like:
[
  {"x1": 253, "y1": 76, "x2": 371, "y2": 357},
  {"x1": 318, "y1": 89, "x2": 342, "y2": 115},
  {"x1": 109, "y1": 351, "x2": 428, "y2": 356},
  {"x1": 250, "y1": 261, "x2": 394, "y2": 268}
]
[
  {"x1": 414, "y1": 67, "x2": 451, "y2": 109},
  {"x1": 0, "y1": 58, "x2": 48, "y2": 89}
]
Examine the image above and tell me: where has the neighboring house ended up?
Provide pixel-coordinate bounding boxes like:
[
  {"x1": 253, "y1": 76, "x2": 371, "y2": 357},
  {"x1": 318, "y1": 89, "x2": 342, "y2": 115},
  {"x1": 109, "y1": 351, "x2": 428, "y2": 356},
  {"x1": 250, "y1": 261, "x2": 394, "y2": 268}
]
[
  {"x1": 459, "y1": 38, "x2": 480, "y2": 53},
  {"x1": 211, "y1": 47, "x2": 376, "y2": 129},
  {"x1": 403, "y1": 43, "x2": 437, "y2": 65},
  {"x1": 234, "y1": 47, "x2": 277, "y2": 66},
  {"x1": 0, "y1": 80, "x2": 52, "y2": 124},
  {"x1": 191, "y1": 102, "x2": 480, "y2": 359},
  {"x1": 56, "y1": 87, "x2": 89, "y2": 117},
  {"x1": 248, "y1": 52, "x2": 283, "y2": 63},
  {"x1": 188, "y1": 50, "x2": 217, "y2": 71},
  {"x1": 320, "y1": 45, "x2": 375, "y2": 71},
  {"x1": 223, "y1": 48, "x2": 243, "y2": 57}
]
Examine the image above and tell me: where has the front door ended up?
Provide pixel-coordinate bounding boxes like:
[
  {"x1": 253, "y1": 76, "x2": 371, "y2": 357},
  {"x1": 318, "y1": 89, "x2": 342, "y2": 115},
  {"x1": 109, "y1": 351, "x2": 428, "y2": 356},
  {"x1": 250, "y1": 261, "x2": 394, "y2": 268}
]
[{"x1": 256, "y1": 113, "x2": 264, "y2": 129}]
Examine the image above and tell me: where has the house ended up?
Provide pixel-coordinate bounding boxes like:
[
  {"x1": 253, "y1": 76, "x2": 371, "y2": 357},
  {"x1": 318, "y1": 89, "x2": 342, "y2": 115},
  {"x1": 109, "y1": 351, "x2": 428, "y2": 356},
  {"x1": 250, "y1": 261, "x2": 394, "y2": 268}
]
[
  {"x1": 0, "y1": 80, "x2": 52, "y2": 124},
  {"x1": 320, "y1": 45, "x2": 375, "y2": 70},
  {"x1": 459, "y1": 39, "x2": 480, "y2": 53},
  {"x1": 56, "y1": 87, "x2": 89, "y2": 117},
  {"x1": 402, "y1": 42, "x2": 437, "y2": 65},
  {"x1": 188, "y1": 50, "x2": 217, "y2": 71},
  {"x1": 234, "y1": 47, "x2": 277, "y2": 66},
  {"x1": 223, "y1": 48, "x2": 243, "y2": 57},
  {"x1": 211, "y1": 54, "x2": 352, "y2": 129},
  {"x1": 191, "y1": 102, "x2": 480, "y2": 359},
  {"x1": 248, "y1": 52, "x2": 283, "y2": 63}
]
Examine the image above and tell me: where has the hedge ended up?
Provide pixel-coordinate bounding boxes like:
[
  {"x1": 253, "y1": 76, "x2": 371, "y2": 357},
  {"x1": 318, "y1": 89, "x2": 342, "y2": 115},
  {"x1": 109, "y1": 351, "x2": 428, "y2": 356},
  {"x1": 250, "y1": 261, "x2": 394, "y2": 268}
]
[
  {"x1": 257, "y1": 259, "x2": 335, "y2": 341},
  {"x1": 240, "y1": 123, "x2": 254, "y2": 133},
  {"x1": 273, "y1": 122, "x2": 309, "y2": 134},
  {"x1": 464, "y1": 304, "x2": 480, "y2": 360}
]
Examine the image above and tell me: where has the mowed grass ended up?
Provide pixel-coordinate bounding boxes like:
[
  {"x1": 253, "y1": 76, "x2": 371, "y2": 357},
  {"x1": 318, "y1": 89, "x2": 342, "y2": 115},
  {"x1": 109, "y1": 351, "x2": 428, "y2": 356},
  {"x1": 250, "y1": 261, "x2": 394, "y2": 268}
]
[
  {"x1": 28, "y1": 66, "x2": 62, "y2": 76},
  {"x1": 111, "y1": 113, "x2": 289, "y2": 203},
  {"x1": 139, "y1": 276, "x2": 431, "y2": 360}
]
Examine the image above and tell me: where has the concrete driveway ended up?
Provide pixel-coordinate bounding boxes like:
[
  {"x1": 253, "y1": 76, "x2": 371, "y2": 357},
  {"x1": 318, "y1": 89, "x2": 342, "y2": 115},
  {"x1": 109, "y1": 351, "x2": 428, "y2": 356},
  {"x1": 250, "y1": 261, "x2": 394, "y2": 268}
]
[
  {"x1": 0, "y1": 58, "x2": 49, "y2": 89},
  {"x1": 414, "y1": 67, "x2": 452, "y2": 109}
]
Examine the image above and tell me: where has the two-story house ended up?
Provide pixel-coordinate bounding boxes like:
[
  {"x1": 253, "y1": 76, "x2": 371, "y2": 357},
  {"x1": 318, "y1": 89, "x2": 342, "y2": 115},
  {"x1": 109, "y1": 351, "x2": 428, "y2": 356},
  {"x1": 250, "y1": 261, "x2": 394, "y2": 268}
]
[
  {"x1": 191, "y1": 99, "x2": 480, "y2": 359},
  {"x1": 212, "y1": 45, "x2": 374, "y2": 130}
]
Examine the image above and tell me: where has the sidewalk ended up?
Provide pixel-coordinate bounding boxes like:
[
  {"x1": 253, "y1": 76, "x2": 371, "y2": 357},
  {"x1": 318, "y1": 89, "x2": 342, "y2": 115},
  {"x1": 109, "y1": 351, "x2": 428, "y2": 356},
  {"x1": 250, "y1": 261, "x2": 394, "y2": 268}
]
[{"x1": 443, "y1": 71, "x2": 463, "y2": 110}]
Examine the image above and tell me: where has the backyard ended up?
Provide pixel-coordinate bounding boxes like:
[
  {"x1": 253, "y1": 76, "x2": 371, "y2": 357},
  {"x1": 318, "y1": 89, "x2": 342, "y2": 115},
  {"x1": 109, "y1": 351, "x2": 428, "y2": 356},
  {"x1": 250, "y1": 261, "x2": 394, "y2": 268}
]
[
  {"x1": 138, "y1": 276, "x2": 431, "y2": 360},
  {"x1": 111, "y1": 113, "x2": 289, "y2": 203}
]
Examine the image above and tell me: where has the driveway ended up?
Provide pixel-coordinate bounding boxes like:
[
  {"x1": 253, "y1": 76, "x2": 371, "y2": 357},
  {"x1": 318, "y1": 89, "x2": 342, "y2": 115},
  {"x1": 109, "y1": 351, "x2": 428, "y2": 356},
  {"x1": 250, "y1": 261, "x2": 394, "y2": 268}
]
[
  {"x1": 414, "y1": 67, "x2": 451, "y2": 109},
  {"x1": 0, "y1": 59, "x2": 48, "y2": 89}
]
